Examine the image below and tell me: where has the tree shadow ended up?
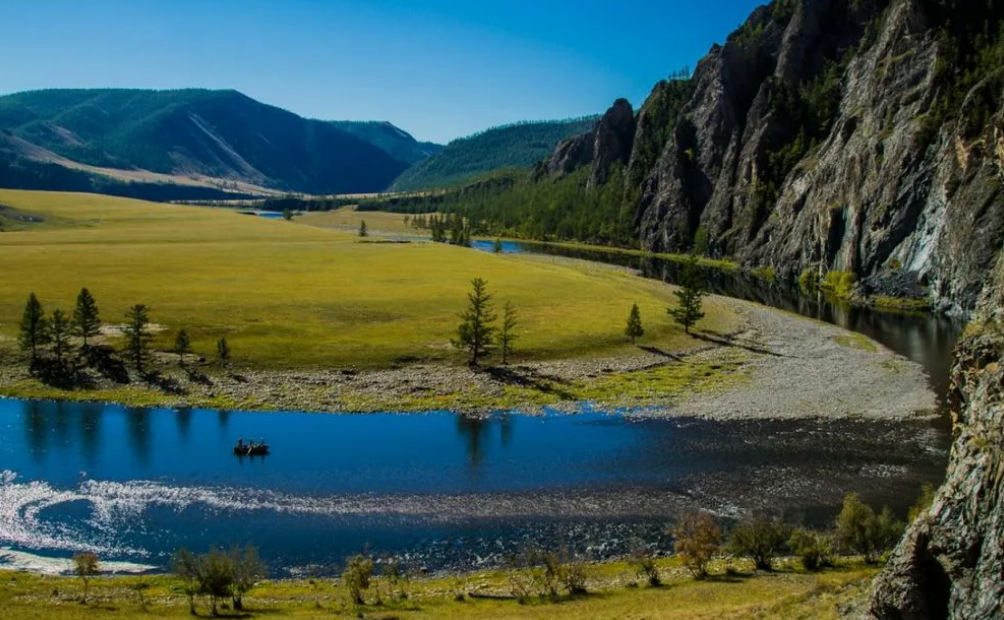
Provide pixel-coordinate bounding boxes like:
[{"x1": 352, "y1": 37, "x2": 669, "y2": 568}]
[
  {"x1": 484, "y1": 366, "x2": 576, "y2": 400},
  {"x1": 31, "y1": 358, "x2": 94, "y2": 390},
  {"x1": 638, "y1": 346, "x2": 685, "y2": 361},
  {"x1": 694, "y1": 329, "x2": 782, "y2": 357},
  {"x1": 142, "y1": 371, "x2": 185, "y2": 395},
  {"x1": 83, "y1": 345, "x2": 130, "y2": 383}
]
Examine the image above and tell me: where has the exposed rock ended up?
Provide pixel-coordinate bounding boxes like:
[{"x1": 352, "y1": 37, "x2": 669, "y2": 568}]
[
  {"x1": 865, "y1": 312, "x2": 1004, "y2": 620},
  {"x1": 547, "y1": 131, "x2": 594, "y2": 177},
  {"x1": 588, "y1": 98, "x2": 636, "y2": 189}
]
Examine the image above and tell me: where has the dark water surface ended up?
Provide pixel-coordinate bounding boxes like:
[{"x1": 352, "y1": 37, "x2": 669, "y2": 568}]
[{"x1": 0, "y1": 242, "x2": 961, "y2": 574}]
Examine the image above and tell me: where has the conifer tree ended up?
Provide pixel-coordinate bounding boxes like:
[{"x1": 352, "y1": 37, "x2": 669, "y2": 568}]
[
  {"x1": 216, "y1": 337, "x2": 231, "y2": 365},
  {"x1": 123, "y1": 304, "x2": 153, "y2": 374},
  {"x1": 174, "y1": 330, "x2": 192, "y2": 366},
  {"x1": 625, "y1": 303, "x2": 644, "y2": 344},
  {"x1": 359, "y1": 220, "x2": 369, "y2": 237},
  {"x1": 500, "y1": 301, "x2": 518, "y2": 365},
  {"x1": 452, "y1": 278, "x2": 496, "y2": 365},
  {"x1": 668, "y1": 255, "x2": 706, "y2": 334},
  {"x1": 72, "y1": 288, "x2": 101, "y2": 348},
  {"x1": 493, "y1": 238, "x2": 504, "y2": 253},
  {"x1": 19, "y1": 292, "x2": 49, "y2": 363},
  {"x1": 50, "y1": 308, "x2": 72, "y2": 365}
]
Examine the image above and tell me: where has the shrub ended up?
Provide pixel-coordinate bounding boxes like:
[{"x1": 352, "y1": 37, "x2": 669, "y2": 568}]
[
  {"x1": 908, "y1": 484, "x2": 936, "y2": 522},
  {"x1": 629, "y1": 541, "x2": 661, "y2": 586},
  {"x1": 73, "y1": 552, "x2": 100, "y2": 603},
  {"x1": 835, "y1": 493, "x2": 905, "y2": 563},
  {"x1": 726, "y1": 517, "x2": 792, "y2": 571},
  {"x1": 342, "y1": 554, "x2": 374, "y2": 605},
  {"x1": 820, "y1": 270, "x2": 857, "y2": 299},
  {"x1": 788, "y1": 528, "x2": 834, "y2": 571},
  {"x1": 798, "y1": 268, "x2": 820, "y2": 294},
  {"x1": 673, "y1": 512, "x2": 722, "y2": 579},
  {"x1": 198, "y1": 548, "x2": 235, "y2": 616}
]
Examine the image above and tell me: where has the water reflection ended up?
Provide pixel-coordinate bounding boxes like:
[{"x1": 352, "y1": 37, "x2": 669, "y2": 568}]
[{"x1": 126, "y1": 408, "x2": 151, "y2": 464}]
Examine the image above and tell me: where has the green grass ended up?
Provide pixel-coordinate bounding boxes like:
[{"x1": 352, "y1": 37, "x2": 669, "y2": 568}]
[
  {"x1": 0, "y1": 559, "x2": 879, "y2": 620},
  {"x1": 0, "y1": 190, "x2": 738, "y2": 372},
  {"x1": 832, "y1": 333, "x2": 879, "y2": 353},
  {"x1": 297, "y1": 206, "x2": 420, "y2": 235},
  {"x1": 871, "y1": 296, "x2": 930, "y2": 312}
]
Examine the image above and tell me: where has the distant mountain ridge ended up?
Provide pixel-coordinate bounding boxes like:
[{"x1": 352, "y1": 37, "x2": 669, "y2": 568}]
[
  {"x1": 0, "y1": 88, "x2": 410, "y2": 196},
  {"x1": 389, "y1": 117, "x2": 599, "y2": 192},
  {"x1": 328, "y1": 120, "x2": 442, "y2": 166}
]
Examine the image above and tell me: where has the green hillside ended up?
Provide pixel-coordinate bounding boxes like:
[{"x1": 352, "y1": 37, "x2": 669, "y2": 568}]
[
  {"x1": 329, "y1": 120, "x2": 441, "y2": 165},
  {"x1": 0, "y1": 88, "x2": 409, "y2": 195},
  {"x1": 389, "y1": 117, "x2": 597, "y2": 191}
]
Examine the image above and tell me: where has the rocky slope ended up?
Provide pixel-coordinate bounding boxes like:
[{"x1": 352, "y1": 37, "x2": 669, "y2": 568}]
[
  {"x1": 865, "y1": 309, "x2": 1004, "y2": 620},
  {"x1": 544, "y1": 0, "x2": 1004, "y2": 316}
]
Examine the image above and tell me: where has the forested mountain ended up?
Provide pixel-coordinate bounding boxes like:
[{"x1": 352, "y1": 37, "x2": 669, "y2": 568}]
[
  {"x1": 329, "y1": 120, "x2": 442, "y2": 166},
  {"x1": 388, "y1": 117, "x2": 598, "y2": 191},
  {"x1": 0, "y1": 89, "x2": 409, "y2": 196}
]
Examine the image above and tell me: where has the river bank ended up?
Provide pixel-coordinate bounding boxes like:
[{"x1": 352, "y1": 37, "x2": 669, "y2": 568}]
[{"x1": 0, "y1": 294, "x2": 936, "y2": 420}]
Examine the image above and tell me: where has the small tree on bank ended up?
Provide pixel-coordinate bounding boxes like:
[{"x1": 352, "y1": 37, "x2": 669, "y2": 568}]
[
  {"x1": 73, "y1": 552, "x2": 100, "y2": 603},
  {"x1": 668, "y1": 254, "x2": 706, "y2": 334},
  {"x1": 171, "y1": 548, "x2": 201, "y2": 615},
  {"x1": 123, "y1": 304, "x2": 153, "y2": 374},
  {"x1": 500, "y1": 301, "x2": 518, "y2": 365},
  {"x1": 174, "y1": 330, "x2": 192, "y2": 366},
  {"x1": 726, "y1": 517, "x2": 792, "y2": 571},
  {"x1": 50, "y1": 308, "x2": 73, "y2": 365},
  {"x1": 72, "y1": 288, "x2": 101, "y2": 349},
  {"x1": 359, "y1": 220, "x2": 368, "y2": 237},
  {"x1": 493, "y1": 238, "x2": 504, "y2": 253},
  {"x1": 625, "y1": 303, "x2": 644, "y2": 344},
  {"x1": 673, "y1": 512, "x2": 722, "y2": 579},
  {"x1": 229, "y1": 545, "x2": 267, "y2": 610},
  {"x1": 19, "y1": 292, "x2": 49, "y2": 363},
  {"x1": 216, "y1": 337, "x2": 231, "y2": 366},
  {"x1": 342, "y1": 554, "x2": 374, "y2": 606},
  {"x1": 834, "y1": 493, "x2": 904, "y2": 564},
  {"x1": 282, "y1": 208, "x2": 293, "y2": 221},
  {"x1": 453, "y1": 278, "x2": 496, "y2": 366}
]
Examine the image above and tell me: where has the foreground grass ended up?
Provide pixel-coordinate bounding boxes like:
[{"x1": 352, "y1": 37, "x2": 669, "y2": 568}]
[
  {"x1": 0, "y1": 190, "x2": 737, "y2": 371},
  {"x1": 0, "y1": 559, "x2": 878, "y2": 620}
]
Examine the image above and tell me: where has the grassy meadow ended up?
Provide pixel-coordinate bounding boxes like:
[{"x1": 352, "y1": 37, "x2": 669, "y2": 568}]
[
  {"x1": 297, "y1": 206, "x2": 419, "y2": 235},
  {"x1": 0, "y1": 559, "x2": 877, "y2": 620},
  {"x1": 0, "y1": 190, "x2": 737, "y2": 370}
]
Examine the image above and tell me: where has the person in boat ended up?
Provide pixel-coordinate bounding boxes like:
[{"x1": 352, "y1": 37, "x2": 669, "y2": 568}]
[{"x1": 237, "y1": 438, "x2": 245, "y2": 451}]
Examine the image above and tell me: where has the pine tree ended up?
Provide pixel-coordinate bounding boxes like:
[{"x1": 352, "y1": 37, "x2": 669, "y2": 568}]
[
  {"x1": 50, "y1": 308, "x2": 72, "y2": 365},
  {"x1": 493, "y1": 238, "x2": 504, "y2": 254},
  {"x1": 359, "y1": 220, "x2": 369, "y2": 237},
  {"x1": 282, "y1": 208, "x2": 293, "y2": 221},
  {"x1": 500, "y1": 301, "x2": 518, "y2": 365},
  {"x1": 216, "y1": 337, "x2": 231, "y2": 365},
  {"x1": 72, "y1": 288, "x2": 101, "y2": 348},
  {"x1": 19, "y1": 293, "x2": 49, "y2": 363},
  {"x1": 452, "y1": 278, "x2": 497, "y2": 365},
  {"x1": 123, "y1": 304, "x2": 153, "y2": 374},
  {"x1": 174, "y1": 330, "x2": 192, "y2": 366},
  {"x1": 625, "y1": 303, "x2": 644, "y2": 344},
  {"x1": 668, "y1": 255, "x2": 706, "y2": 334}
]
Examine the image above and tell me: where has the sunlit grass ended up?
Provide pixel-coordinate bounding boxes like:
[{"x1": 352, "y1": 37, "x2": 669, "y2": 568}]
[{"x1": 0, "y1": 190, "x2": 738, "y2": 370}]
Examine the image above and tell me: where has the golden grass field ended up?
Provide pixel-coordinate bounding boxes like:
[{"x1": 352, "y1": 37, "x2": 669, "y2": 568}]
[
  {"x1": 0, "y1": 190, "x2": 737, "y2": 369},
  {"x1": 0, "y1": 559, "x2": 877, "y2": 620},
  {"x1": 297, "y1": 205, "x2": 420, "y2": 235}
]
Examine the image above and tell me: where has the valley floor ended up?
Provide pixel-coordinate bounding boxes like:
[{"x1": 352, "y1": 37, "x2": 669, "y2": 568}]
[{"x1": 0, "y1": 558, "x2": 879, "y2": 620}]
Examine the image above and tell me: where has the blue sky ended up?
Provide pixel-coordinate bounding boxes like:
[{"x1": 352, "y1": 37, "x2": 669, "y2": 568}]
[{"x1": 1, "y1": 0, "x2": 763, "y2": 143}]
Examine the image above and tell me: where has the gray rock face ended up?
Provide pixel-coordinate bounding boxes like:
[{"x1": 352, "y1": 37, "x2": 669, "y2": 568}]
[
  {"x1": 549, "y1": 0, "x2": 1003, "y2": 315},
  {"x1": 865, "y1": 313, "x2": 1004, "y2": 620},
  {"x1": 547, "y1": 131, "x2": 594, "y2": 177},
  {"x1": 588, "y1": 98, "x2": 636, "y2": 189}
]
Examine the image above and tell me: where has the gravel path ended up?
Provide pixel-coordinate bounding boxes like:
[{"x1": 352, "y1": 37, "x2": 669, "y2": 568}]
[{"x1": 665, "y1": 299, "x2": 937, "y2": 420}]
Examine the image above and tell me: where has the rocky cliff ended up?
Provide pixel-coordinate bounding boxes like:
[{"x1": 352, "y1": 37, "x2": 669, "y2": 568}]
[
  {"x1": 546, "y1": 0, "x2": 1004, "y2": 315},
  {"x1": 865, "y1": 310, "x2": 1004, "y2": 620}
]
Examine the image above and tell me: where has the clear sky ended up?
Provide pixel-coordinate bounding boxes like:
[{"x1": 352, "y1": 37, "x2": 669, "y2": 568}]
[{"x1": 1, "y1": 0, "x2": 764, "y2": 144}]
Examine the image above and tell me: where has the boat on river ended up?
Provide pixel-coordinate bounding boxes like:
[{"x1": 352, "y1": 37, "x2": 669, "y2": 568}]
[{"x1": 234, "y1": 440, "x2": 269, "y2": 456}]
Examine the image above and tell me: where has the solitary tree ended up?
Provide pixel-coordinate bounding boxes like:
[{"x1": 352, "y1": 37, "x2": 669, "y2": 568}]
[
  {"x1": 493, "y1": 238, "x2": 504, "y2": 253},
  {"x1": 282, "y1": 208, "x2": 293, "y2": 221},
  {"x1": 72, "y1": 288, "x2": 101, "y2": 348},
  {"x1": 50, "y1": 308, "x2": 73, "y2": 365},
  {"x1": 19, "y1": 293, "x2": 49, "y2": 363},
  {"x1": 216, "y1": 337, "x2": 232, "y2": 366},
  {"x1": 122, "y1": 304, "x2": 153, "y2": 374},
  {"x1": 452, "y1": 278, "x2": 497, "y2": 365},
  {"x1": 500, "y1": 301, "x2": 518, "y2": 365},
  {"x1": 359, "y1": 220, "x2": 369, "y2": 237},
  {"x1": 668, "y1": 254, "x2": 706, "y2": 334},
  {"x1": 171, "y1": 548, "x2": 201, "y2": 615},
  {"x1": 229, "y1": 545, "x2": 267, "y2": 610},
  {"x1": 198, "y1": 548, "x2": 234, "y2": 616},
  {"x1": 625, "y1": 303, "x2": 644, "y2": 344},
  {"x1": 342, "y1": 554, "x2": 375, "y2": 606},
  {"x1": 673, "y1": 512, "x2": 721, "y2": 579},
  {"x1": 726, "y1": 517, "x2": 792, "y2": 571},
  {"x1": 834, "y1": 493, "x2": 904, "y2": 563},
  {"x1": 73, "y1": 552, "x2": 100, "y2": 603},
  {"x1": 174, "y1": 330, "x2": 192, "y2": 366}
]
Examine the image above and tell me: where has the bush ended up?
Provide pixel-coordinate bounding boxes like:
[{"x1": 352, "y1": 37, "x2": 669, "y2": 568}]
[
  {"x1": 673, "y1": 512, "x2": 722, "y2": 579},
  {"x1": 726, "y1": 517, "x2": 792, "y2": 571},
  {"x1": 820, "y1": 270, "x2": 857, "y2": 299},
  {"x1": 788, "y1": 528, "x2": 834, "y2": 571},
  {"x1": 908, "y1": 484, "x2": 936, "y2": 522},
  {"x1": 629, "y1": 541, "x2": 661, "y2": 586},
  {"x1": 342, "y1": 555, "x2": 374, "y2": 605},
  {"x1": 835, "y1": 493, "x2": 905, "y2": 563}
]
